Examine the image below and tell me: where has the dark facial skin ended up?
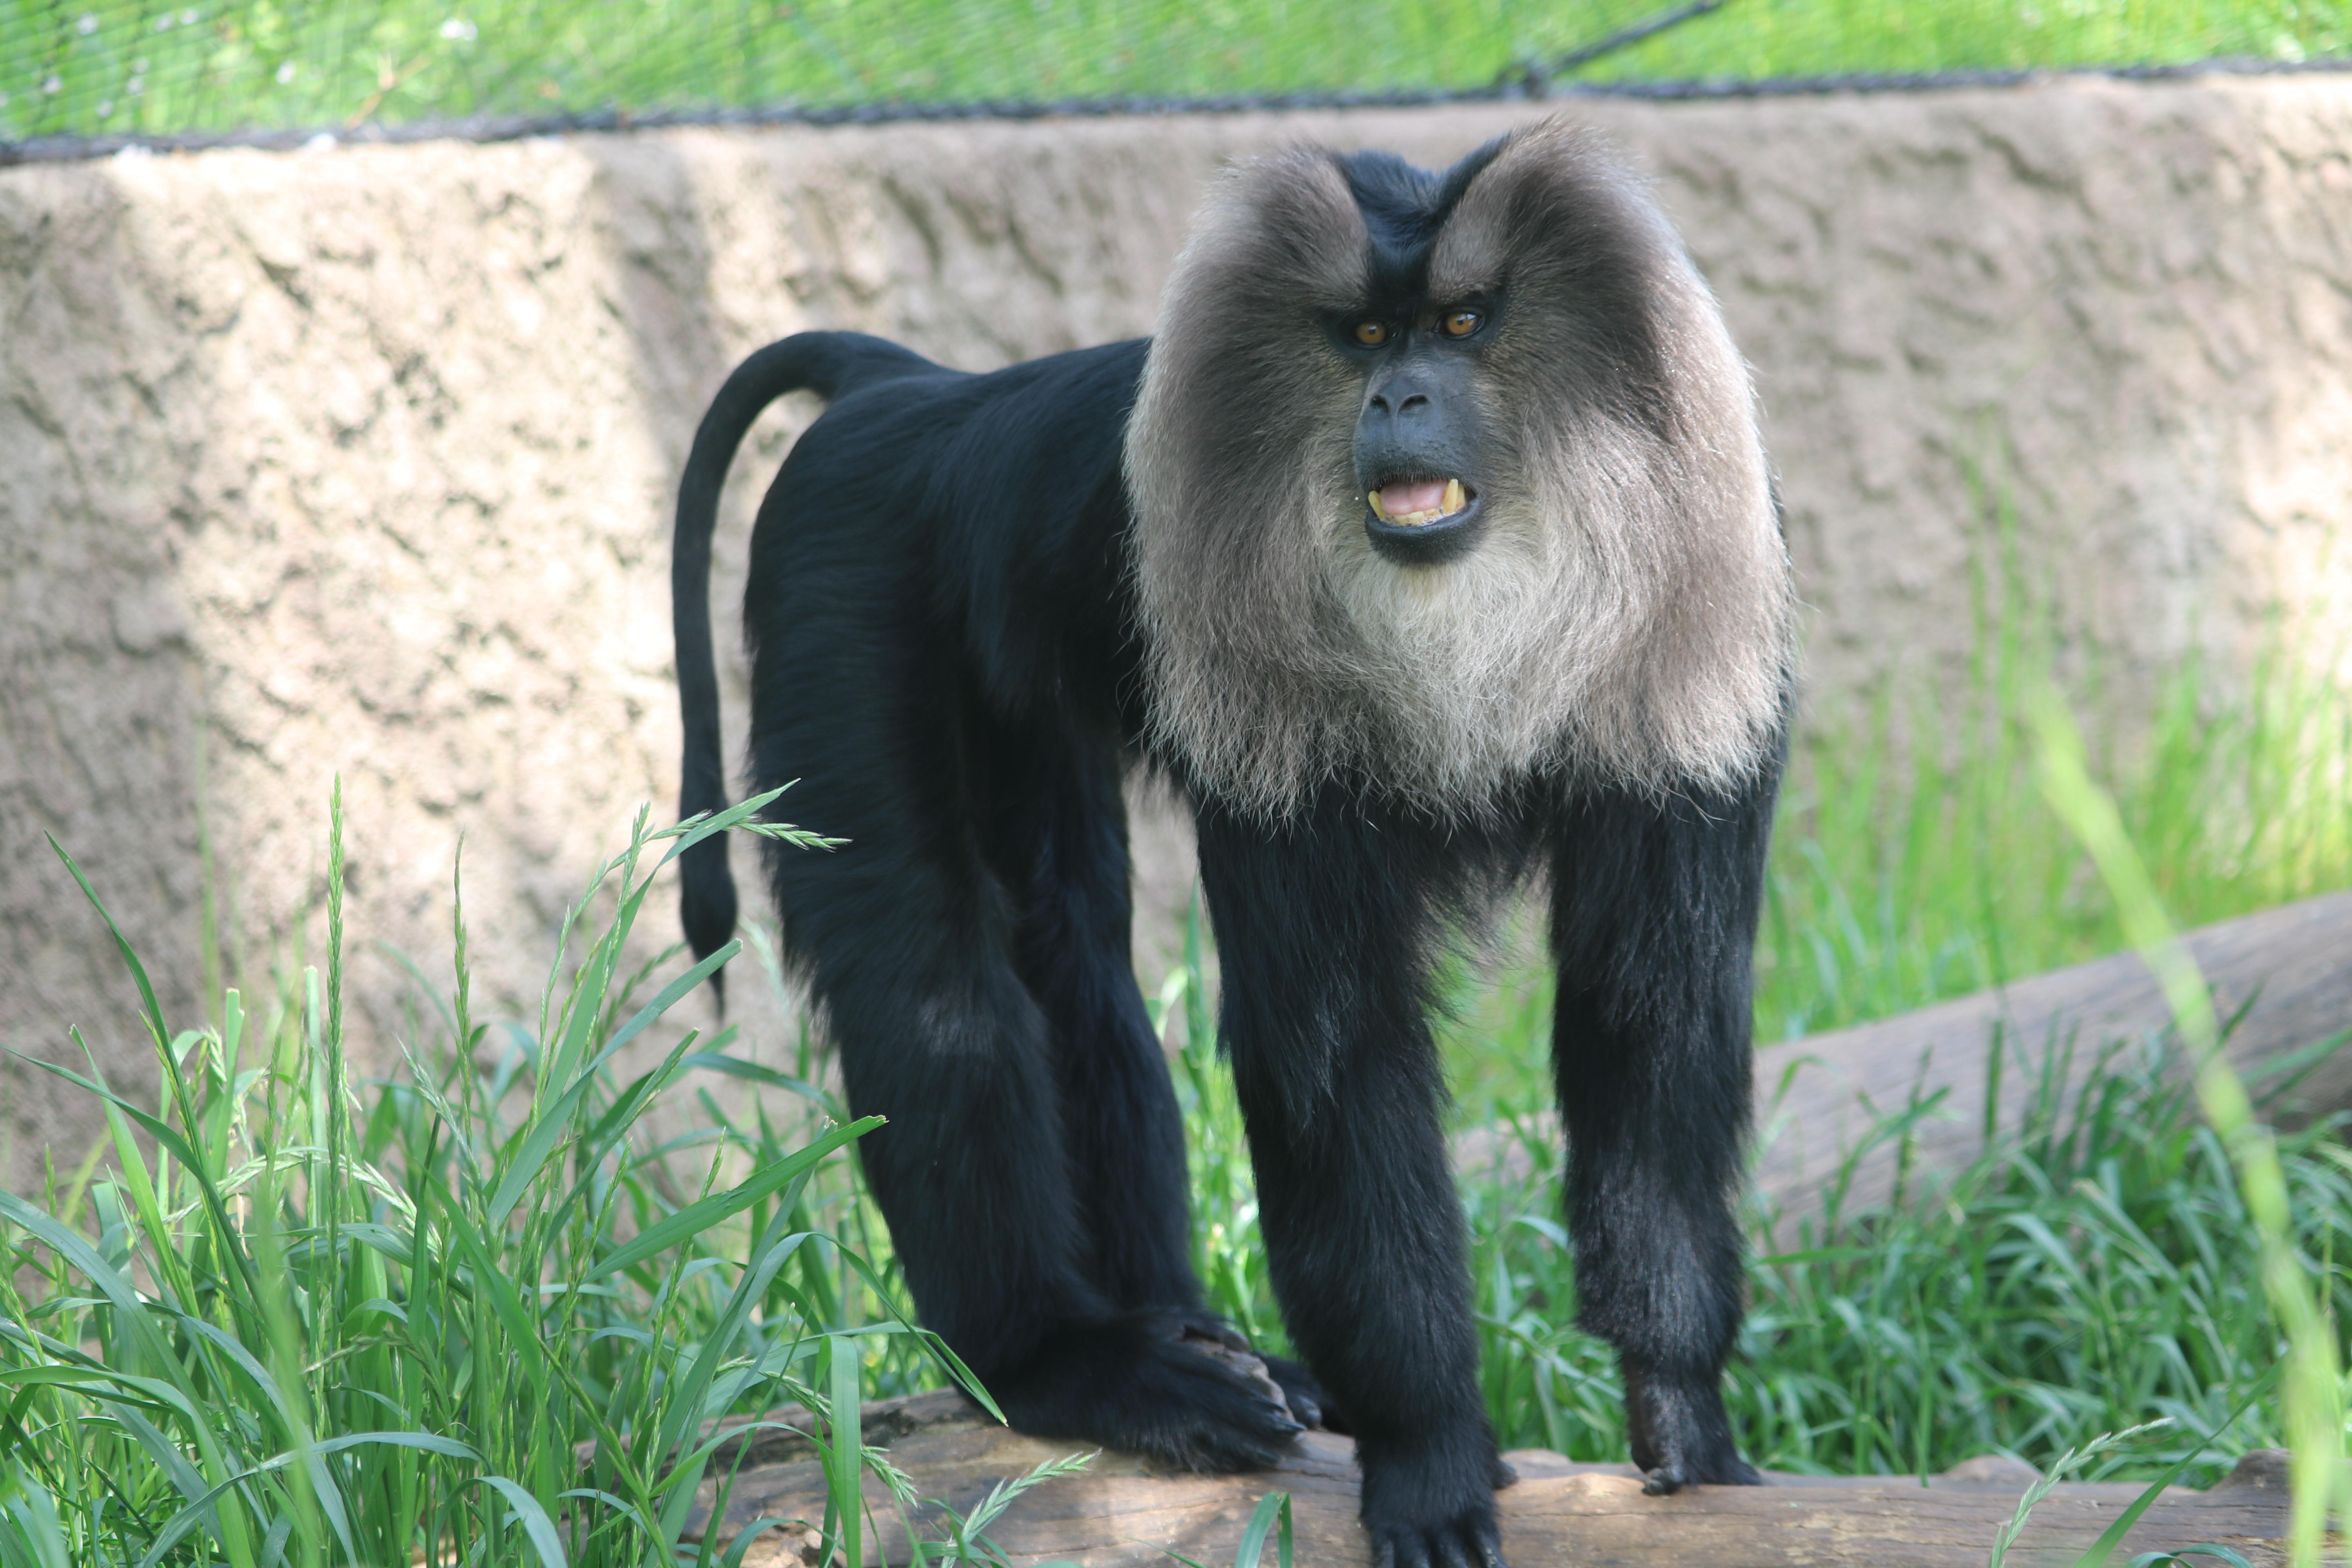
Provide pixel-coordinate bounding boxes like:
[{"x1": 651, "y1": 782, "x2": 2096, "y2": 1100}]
[{"x1": 1339, "y1": 300, "x2": 1494, "y2": 566}]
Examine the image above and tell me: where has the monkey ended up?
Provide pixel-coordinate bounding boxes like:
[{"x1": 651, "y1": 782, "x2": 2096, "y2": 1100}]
[{"x1": 671, "y1": 119, "x2": 1793, "y2": 1568}]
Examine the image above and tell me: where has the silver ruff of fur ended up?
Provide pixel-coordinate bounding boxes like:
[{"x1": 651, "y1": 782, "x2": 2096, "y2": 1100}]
[{"x1": 1125, "y1": 120, "x2": 1794, "y2": 820}]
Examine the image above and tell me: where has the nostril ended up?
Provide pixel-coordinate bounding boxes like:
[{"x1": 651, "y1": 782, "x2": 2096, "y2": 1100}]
[
  {"x1": 1368, "y1": 394, "x2": 1391, "y2": 414},
  {"x1": 1399, "y1": 393, "x2": 1429, "y2": 413}
]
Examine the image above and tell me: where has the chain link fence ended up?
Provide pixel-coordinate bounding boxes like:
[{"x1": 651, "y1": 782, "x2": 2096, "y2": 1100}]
[{"x1": 3, "y1": 0, "x2": 2348, "y2": 154}]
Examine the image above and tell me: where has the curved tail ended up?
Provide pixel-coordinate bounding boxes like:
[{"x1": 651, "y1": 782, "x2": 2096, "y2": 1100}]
[{"x1": 674, "y1": 332, "x2": 934, "y2": 979}]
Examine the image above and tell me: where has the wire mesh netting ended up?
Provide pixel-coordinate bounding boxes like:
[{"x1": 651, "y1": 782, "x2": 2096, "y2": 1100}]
[{"x1": 2, "y1": 0, "x2": 2348, "y2": 150}]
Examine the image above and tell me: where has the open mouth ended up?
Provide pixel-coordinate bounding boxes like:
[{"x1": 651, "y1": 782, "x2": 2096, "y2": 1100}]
[
  {"x1": 1362, "y1": 475, "x2": 1484, "y2": 564},
  {"x1": 1368, "y1": 477, "x2": 1473, "y2": 527}
]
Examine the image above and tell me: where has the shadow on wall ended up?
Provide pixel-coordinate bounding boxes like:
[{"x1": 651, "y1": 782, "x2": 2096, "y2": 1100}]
[{"x1": 0, "y1": 164, "x2": 210, "y2": 1180}]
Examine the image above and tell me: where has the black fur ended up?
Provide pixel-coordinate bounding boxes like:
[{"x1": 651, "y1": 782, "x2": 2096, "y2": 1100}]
[
  {"x1": 1341, "y1": 142, "x2": 1508, "y2": 298},
  {"x1": 672, "y1": 332, "x2": 933, "y2": 999},
  {"x1": 671, "y1": 165, "x2": 1778, "y2": 1568}
]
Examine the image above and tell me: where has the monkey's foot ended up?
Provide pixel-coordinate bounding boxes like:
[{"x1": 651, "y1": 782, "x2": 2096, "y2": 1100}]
[
  {"x1": 1368, "y1": 1509, "x2": 1506, "y2": 1568},
  {"x1": 1359, "y1": 1443, "x2": 1511, "y2": 1568},
  {"x1": 1623, "y1": 1361, "x2": 1764, "y2": 1495},
  {"x1": 1156, "y1": 1311, "x2": 1336, "y2": 1434},
  {"x1": 990, "y1": 1311, "x2": 1305, "y2": 1474}
]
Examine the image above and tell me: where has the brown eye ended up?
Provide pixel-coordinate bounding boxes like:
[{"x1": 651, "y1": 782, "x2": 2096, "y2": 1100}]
[
  {"x1": 1352, "y1": 319, "x2": 1389, "y2": 347},
  {"x1": 1442, "y1": 309, "x2": 1483, "y2": 338}
]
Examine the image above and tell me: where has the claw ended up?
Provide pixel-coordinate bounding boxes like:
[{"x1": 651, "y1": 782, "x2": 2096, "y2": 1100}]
[{"x1": 1368, "y1": 1512, "x2": 1508, "y2": 1568}]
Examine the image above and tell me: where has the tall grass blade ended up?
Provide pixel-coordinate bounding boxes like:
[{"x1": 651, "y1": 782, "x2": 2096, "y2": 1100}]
[
  {"x1": 2072, "y1": 1382, "x2": 2270, "y2": 1567},
  {"x1": 486, "y1": 938, "x2": 741, "y2": 1226},
  {"x1": 2033, "y1": 689, "x2": 2347, "y2": 1566},
  {"x1": 44, "y1": 836, "x2": 172, "y2": 1053},
  {"x1": 830, "y1": 1332, "x2": 865, "y2": 1568},
  {"x1": 474, "y1": 1475, "x2": 571, "y2": 1568},
  {"x1": 1989, "y1": 1422, "x2": 2168, "y2": 1568},
  {"x1": 586, "y1": 1117, "x2": 879, "y2": 1282}
]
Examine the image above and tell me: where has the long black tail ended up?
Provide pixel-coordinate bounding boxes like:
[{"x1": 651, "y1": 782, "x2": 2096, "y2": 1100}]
[{"x1": 674, "y1": 332, "x2": 935, "y2": 978}]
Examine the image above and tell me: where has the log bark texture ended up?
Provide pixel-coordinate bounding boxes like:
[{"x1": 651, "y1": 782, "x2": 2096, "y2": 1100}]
[{"x1": 671, "y1": 1391, "x2": 2303, "y2": 1567}]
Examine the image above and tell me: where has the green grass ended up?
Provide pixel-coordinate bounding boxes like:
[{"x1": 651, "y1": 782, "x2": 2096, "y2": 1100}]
[
  {"x1": 1467, "y1": 1028, "x2": 2352, "y2": 1484},
  {"x1": 4, "y1": 0, "x2": 2348, "y2": 145},
  {"x1": 1744, "y1": 474, "x2": 2352, "y2": 1046},
  {"x1": 0, "y1": 788, "x2": 993, "y2": 1568},
  {"x1": 1755, "y1": 639, "x2": 2352, "y2": 1047}
]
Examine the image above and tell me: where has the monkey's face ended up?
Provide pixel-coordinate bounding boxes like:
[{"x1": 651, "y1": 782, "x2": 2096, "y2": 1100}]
[
  {"x1": 1341, "y1": 300, "x2": 1494, "y2": 567},
  {"x1": 1126, "y1": 120, "x2": 1792, "y2": 817}
]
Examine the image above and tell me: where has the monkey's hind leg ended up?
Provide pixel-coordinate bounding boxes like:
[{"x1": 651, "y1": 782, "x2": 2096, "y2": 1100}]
[
  {"x1": 990, "y1": 738, "x2": 1331, "y2": 1431},
  {"x1": 778, "y1": 741, "x2": 1301, "y2": 1474}
]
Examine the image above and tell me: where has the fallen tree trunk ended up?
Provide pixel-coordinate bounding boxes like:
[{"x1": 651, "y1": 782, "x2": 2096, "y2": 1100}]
[
  {"x1": 675, "y1": 1389, "x2": 2296, "y2": 1567},
  {"x1": 1456, "y1": 890, "x2": 2352, "y2": 1236},
  {"x1": 1750, "y1": 889, "x2": 2352, "y2": 1235}
]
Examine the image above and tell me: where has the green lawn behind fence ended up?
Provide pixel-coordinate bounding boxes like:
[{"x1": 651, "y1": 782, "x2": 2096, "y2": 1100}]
[{"x1": 4, "y1": 0, "x2": 2349, "y2": 146}]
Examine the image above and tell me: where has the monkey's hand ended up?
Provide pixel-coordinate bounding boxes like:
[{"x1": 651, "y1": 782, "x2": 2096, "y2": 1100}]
[
  {"x1": 988, "y1": 1310, "x2": 1305, "y2": 1474},
  {"x1": 1357, "y1": 1438, "x2": 1513, "y2": 1568},
  {"x1": 1623, "y1": 1361, "x2": 1764, "y2": 1495}
]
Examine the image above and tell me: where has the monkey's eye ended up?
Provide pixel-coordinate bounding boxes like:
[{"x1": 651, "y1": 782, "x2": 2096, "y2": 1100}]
[
  {"x1": 1350, "y1": 319, "x2": 1390, "y2": 347},
  {"x1": 1441, "y1": 309, "x2": 1485, "y2": 338}
]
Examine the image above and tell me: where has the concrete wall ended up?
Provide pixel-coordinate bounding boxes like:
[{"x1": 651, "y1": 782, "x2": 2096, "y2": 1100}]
[{"x1": 6, "y1": 78, "x2": 2352, "y2": 1190}]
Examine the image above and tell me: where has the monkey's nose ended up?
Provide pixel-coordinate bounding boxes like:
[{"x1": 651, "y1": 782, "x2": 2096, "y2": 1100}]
[{"x1": 1365, "y1": 381, "x2": 1437, "y2": 419}]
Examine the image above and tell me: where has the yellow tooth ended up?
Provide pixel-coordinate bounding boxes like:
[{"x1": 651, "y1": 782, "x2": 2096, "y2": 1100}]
[
  {"x1": 1368, "y1": 490, "x2": 1388, "y2": 520},
  {"x1": 1443, "y1": 478, "x2": 1465, "y2": 515}
]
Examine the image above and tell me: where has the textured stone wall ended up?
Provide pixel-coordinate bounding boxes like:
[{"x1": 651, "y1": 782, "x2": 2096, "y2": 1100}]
[{"x1": 5, "y1": 78, "x2": 2351, "y2": 1191}]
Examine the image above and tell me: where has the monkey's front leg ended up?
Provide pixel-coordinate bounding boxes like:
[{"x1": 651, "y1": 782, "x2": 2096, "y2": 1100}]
[
  {"x1": 1241, "y1": 1056, "x2": 1513, "y2": 1567},
  {"x1": 1197, "y1": 805, "x2": 1510, "y2": 1568},
  {"x1": 1548, "y1": 779, "x2": 1777, "y2": 1495}
]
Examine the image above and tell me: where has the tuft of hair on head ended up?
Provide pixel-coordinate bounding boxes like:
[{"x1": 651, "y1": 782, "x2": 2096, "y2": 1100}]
[{"x1": 1124, "y1": 118, "x2": 1794, "y2": 820}]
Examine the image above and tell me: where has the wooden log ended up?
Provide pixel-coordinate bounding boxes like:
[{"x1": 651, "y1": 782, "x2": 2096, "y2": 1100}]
[
  {"x1": 678, "y1": 1390, "x2": 2303, "y2": 1567},
  {"x1": 1751, "y1": 889, "x2": 2352, "y2": 1237},
  {"x1": 1454, "y1": 891, "x2": 2352, "y2": 1236}
]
